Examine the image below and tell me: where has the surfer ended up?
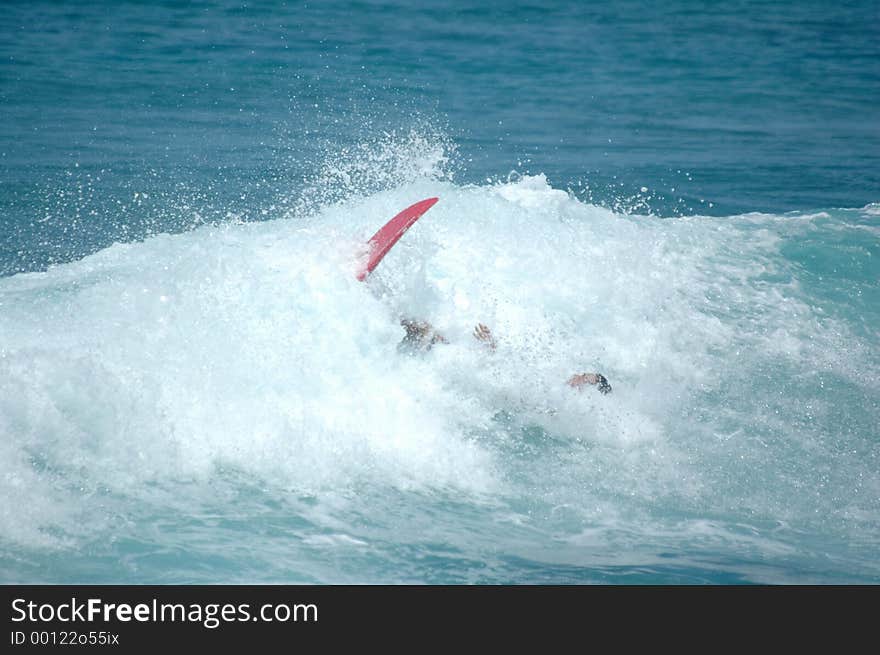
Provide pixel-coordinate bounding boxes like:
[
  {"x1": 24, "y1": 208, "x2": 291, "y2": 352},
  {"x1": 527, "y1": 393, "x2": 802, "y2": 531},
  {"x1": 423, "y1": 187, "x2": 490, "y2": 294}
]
[
  {"x1": 398, "y1": 319, "x2": 448, "y2": 353},
  {"x1": 398, "y1": 319, "x2": 611, "y2": 394}
]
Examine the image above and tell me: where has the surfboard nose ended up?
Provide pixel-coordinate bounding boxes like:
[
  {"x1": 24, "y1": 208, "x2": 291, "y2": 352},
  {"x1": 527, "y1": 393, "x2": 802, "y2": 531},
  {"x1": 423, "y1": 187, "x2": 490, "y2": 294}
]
[{"x1": 356, "y1": 197, "x2": 440, "y2": 280}]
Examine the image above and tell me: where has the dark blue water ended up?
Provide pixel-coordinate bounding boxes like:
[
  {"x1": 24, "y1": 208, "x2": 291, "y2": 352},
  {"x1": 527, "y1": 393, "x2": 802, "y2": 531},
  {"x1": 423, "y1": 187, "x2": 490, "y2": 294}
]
[
  {"x1": 2, "y1": 0, "x2": 878, "y2": 274},
  {"x1": 1, "y1": 1, "x2": 878, "y2": 584}
]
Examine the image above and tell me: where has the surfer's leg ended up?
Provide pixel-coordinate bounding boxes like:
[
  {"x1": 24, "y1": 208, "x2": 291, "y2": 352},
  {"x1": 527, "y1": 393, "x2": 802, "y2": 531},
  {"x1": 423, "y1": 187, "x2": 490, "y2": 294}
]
[{"x1": 567, "y1": 373, "x2": 612, "y2": 394}]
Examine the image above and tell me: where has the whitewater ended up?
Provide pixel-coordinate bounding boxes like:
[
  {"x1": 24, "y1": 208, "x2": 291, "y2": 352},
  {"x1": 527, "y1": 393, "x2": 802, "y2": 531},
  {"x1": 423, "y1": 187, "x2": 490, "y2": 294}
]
[{"x1": 1, "y1": 142, "x2": 878, "y2": 583}]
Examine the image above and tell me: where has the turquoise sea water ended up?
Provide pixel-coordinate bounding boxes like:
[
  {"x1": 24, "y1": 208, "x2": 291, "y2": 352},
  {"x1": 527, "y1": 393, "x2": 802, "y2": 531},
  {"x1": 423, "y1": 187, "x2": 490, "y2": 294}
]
[{"x1": 1, "y1": 0, "x2": 878, "y2": 583}]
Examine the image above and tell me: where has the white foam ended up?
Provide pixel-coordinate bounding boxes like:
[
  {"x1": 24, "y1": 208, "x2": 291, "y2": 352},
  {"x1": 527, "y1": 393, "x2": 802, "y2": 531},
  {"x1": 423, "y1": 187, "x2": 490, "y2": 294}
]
[{"x1": 1, "y1": 169, "x2": 877, "y2": 561}]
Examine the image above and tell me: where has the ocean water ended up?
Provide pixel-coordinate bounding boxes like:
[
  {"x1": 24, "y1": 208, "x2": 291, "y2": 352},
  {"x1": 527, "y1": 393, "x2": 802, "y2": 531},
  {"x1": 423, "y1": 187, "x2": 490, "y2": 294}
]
[{"x1": 1, "y1": 0, "x2": 878, "y2": 584}]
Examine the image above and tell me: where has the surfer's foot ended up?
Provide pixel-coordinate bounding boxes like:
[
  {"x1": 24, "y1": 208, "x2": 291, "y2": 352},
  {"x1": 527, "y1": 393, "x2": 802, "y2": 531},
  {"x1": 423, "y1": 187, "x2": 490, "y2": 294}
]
[{"x1": 567, "y1": 373, "x2": 612, "y2": 394}]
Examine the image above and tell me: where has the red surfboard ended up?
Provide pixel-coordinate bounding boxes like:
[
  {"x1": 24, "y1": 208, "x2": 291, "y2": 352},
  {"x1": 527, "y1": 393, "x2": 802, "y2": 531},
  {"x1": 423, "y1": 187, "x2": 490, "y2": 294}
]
[{"x1": 356, "y1": 197, "x2": 439, "y2": 281}]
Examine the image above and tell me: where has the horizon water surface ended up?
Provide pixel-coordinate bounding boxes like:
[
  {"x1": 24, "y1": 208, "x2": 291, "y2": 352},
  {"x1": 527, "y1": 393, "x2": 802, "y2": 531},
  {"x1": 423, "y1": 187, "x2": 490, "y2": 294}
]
[{"x1": 1, "y1": 0, "x2": 878, "y2": 584}]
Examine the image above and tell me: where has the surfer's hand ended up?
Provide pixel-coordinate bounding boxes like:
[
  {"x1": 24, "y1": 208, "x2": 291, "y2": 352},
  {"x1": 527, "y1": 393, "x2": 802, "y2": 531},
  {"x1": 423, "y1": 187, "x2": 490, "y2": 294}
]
[{"x1": 473, "y1": 323, "x2": 496, "y2": 351}]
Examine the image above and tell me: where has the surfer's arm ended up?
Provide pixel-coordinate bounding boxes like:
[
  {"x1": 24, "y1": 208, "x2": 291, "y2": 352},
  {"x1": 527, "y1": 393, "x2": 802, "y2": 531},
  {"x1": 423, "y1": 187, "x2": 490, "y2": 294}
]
[{"x1": 473, "y1": 323, "x2": 496, "y2": 351}]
